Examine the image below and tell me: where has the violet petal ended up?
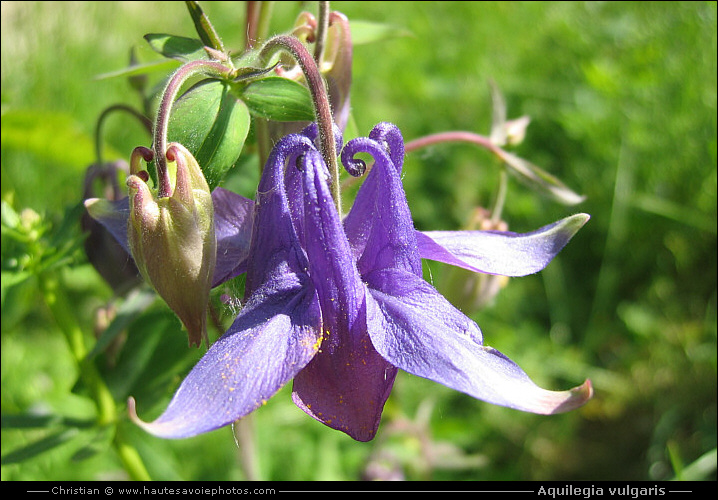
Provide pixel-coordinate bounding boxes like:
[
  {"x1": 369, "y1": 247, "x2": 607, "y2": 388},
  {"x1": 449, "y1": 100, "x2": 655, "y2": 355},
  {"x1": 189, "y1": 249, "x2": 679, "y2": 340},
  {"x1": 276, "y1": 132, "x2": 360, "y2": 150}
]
[
  {"x1": 83, "y1": 197, "x2": 132, "y2": 254},
  {"x1": 416, "y1": 214, "x2": 590, "y2": 277},
  {"x1": 342, "y1": 128, "x2": 421, "y2": 277},
  {"x1": 131, "y1": 276, "x2": 321, "y2": 439},
  {"x1": 211, "y1": 187, "x2": 255, "y2": 287},
  {"x1": 367, "y1": 268, "x2": 592, "y2": 414},
  {"x1": 291, "y1": 150, "x2": 397, "y2": 441}
]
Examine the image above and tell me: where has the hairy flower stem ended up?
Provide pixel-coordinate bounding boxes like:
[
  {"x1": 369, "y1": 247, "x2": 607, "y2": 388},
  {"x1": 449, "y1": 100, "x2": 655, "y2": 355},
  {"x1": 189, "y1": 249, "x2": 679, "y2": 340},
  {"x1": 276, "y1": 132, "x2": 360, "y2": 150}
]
[
  {"x1": 405, "y1": 131, "x2": 513, "y2": 221},
  {"x1": 94, "y1": 105, "x2": 152, "y2": 165},
  {"x1": 405, "y1": 130, "x2": 500, "y2": 157},
  {"x1": 153, "y1": 60, "x2": 233, "y2": 197},
  {"x1": 244, "y1": 1, "x2": 260, "y2": 50},
  {"x1": 313, "y1": 1, "x2": 330, "y2": 64},
  {"x1": 259, "y1": 35, "x2": 341, "y2": 214},
  {"x1": 244, "y1": 1, "x2": 274, "y2": 50}
]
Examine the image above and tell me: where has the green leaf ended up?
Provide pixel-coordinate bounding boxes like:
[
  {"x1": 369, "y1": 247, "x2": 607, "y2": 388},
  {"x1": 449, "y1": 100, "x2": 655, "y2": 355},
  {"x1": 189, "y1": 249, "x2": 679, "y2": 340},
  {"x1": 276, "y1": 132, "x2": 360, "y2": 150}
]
[
  {"x1": 1, "y1": 428, "x2": 80, "y2": 465},
  {"x1": 240, "y1": 77, "x2": 315, "y2": 122},
  {"x1": 144, "y1": 33, "x2": 207, "y2": 62},
  {"x1": 632, "y1": 193, "x2": 716, "y2": 234},
  {"x1": 94, "y1": 59, "x2": 179, "y2": 81},
  {"x1": 233, "y1": 63, "x2": 280, "y2": 83},
  {"x1": 1, "y1": 413, "x2": 94, "y2": 430},
  {"x1": 167, "y1": 79, "x2": 251, "y2": 190},
  {"x1": 349, "y1": 20, "x2": 413, "y2": 46},
  {"x1": 676, "y1": 448, "x2": 718, "y2": 481},
  {"x1": 184, "y1": 1, "x2": 225, "y2": 52},
  {"x1": 0, "y1": 199, "x2": 21, "y2": 229},
  {"x1": 103, "y1": 309, "x2": 201, "y2": 405},
  {"x1": 86, "y1": 288, "x2": 156, "y2": 361},
  {"x1": 0, "y1": 270, "x2": 32, "y2": 294}
]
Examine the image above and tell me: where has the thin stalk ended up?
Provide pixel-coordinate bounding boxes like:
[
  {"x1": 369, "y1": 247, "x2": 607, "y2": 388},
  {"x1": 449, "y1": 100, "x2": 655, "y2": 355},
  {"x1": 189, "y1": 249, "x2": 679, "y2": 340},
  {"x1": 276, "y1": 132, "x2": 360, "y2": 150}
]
[
  {"x1": 405, "y1": 130, "x2": 585, "y2": 206},
  {"x1": 255, "y1": 117, "x2": 271, "y2": 175},
  {"x1": 244, "y1": 1, "x2": 260, "y2": 50},
  {"x1": 405, "y1": 132, "x2": 509, "y2": 223},
  {"x1": 405, "y1": 130, "x2": 498, "y2": 156},
  {"x1": 259, "y1": 35, "x2": 340, "y2": 213},
  {"x1": 314, "y1": 1, "x2": 330, "y2": 64},
  {"x1": 38, "y1": 271, "x2": 151, "y2": 480},
  {"x1": 94, "y1": 105, "x2": 152, "y2": 165},
  {"x1": 153, "y1": 60, "x2": 232, "y2": 197},
  {"x1": 256, "y1": 2, "x2": 274, "y2": 45},
  {"x1": 115, "y1": 434, "x2": 152, "y2": 481},
  {"x1": 38, "y1": 272, "x2": 115, "y2": 425},
  {"x1": 491, "y1": 167, "x2": 508, "y2": 224},
  {"x1": 406, "y1": 130, "x2": 511, "y2": 222}
]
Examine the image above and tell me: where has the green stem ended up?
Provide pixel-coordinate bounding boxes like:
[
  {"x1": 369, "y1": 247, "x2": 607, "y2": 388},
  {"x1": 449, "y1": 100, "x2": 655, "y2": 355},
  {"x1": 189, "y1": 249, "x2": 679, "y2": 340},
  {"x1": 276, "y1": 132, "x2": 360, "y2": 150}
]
[
  {"x1": 247, "y1": 2, "x2": 275, "y2": 172},
  {"x1": 259, "y1": 35, "x2": 340, "y2": 213},
  {"x1": 94, "y1": 105, "x2": 152, "y2": 165},
  {"x1": 115, "y1": 429, "x2": 152, "y2": 481},
  {"x1": 39, "y1": 272, "x2": 115, "y2": 424},
  {"x1": 491, "y1": 167, "x2": 508, "y2": 224},
  {"x1": 314, "y1": 1, "x2": 330, "y2": 64},
  {"x1": 255, "y1": 117, "x2": 271, "y2": 175},
  {"x1": 233, "y1": 414, "x2": 260, "y2": 481},
  {"x1": 38, "y1": 271, "x2": 151, "y2": 480},
  {"x1": 256, "y1": 2, "x2": 274, "y2": 45},
  {"x1": 153, "y1": 60, "x2": 233, "y2": 197}
]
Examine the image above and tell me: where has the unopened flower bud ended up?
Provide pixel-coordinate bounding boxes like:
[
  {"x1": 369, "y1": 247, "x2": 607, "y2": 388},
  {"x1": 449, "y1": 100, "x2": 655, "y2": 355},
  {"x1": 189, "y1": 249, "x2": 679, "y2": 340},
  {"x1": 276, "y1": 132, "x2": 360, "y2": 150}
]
[
  {"x1": 504, "y1": 116, "x2": 531, "y2": 146},
  {"x1": 126, "y1": 143, "x2": 216, "y2": 347}
]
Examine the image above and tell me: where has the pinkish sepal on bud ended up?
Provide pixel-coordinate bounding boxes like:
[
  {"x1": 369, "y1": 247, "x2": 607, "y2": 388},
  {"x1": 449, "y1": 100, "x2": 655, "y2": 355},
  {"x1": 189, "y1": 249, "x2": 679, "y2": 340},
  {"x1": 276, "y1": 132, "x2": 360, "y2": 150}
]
[{"x1": 126, "y1": 143, "x2": 216, "y2": 347}]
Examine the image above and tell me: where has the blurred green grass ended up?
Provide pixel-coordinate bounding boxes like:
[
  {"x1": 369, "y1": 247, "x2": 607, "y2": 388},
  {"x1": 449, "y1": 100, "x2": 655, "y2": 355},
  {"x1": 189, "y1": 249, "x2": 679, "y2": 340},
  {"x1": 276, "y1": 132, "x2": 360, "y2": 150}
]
[{"x1": 2, "y1": 1, "x2": 716, "y2": 481}]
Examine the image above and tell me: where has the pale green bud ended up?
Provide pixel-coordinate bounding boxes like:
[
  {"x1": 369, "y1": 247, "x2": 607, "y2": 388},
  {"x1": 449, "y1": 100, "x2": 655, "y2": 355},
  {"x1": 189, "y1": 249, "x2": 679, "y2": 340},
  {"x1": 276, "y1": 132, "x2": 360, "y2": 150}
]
[{"x1": 126, "y1": 143, "x2": 216, "y2": 347}]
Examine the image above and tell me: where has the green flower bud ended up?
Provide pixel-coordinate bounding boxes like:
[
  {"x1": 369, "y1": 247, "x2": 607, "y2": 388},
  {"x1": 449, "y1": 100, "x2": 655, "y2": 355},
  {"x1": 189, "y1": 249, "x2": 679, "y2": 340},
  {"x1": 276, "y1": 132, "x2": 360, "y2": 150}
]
[{"x1": 126, "y1": 143, "x2": 216, "y2": 347}]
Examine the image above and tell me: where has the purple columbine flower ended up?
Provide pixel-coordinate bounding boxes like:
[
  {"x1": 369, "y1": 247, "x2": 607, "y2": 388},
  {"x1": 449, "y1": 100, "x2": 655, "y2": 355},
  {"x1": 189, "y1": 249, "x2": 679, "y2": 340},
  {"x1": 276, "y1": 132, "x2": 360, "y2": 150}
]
[{"x1": 129, "y1": 123, "x2": 592, "y2": 441}]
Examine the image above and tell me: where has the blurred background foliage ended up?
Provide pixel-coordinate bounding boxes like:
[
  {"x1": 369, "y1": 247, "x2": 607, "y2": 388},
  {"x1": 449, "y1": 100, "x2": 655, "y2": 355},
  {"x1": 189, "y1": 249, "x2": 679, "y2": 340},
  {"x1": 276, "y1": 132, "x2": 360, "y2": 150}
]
[{"x1": 1, "y1": 1, "x2": 716, "y2": 481}]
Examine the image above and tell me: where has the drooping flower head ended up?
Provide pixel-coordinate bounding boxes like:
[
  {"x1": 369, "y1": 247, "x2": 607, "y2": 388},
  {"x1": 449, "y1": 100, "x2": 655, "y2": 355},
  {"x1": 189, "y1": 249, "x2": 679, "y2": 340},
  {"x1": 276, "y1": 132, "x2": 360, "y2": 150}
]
[
  {"x1": 129, "y1": 123, "x2": 592, "y2": 441},
  {"x1": 86, "y1": 143, "x2": 216, "y2": 347},
  {"x1": 132, "y1": 144, "x2": 215, "y2": 348}
]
